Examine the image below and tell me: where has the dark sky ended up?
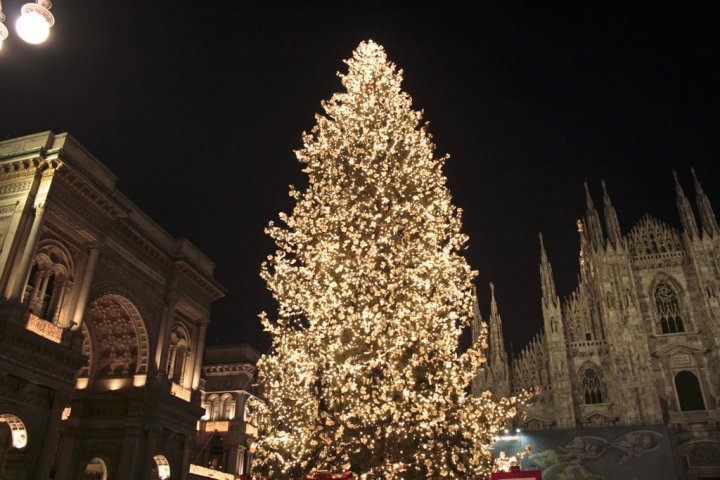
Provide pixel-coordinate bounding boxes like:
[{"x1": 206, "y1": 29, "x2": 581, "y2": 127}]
[{"x1": 2, "y1": 1, "x2": 719, "y2": 356}]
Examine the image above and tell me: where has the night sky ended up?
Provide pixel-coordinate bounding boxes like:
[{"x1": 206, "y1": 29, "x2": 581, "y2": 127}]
[{"x1": 2, "y1": 1, "x2": 719, "y2": 356}]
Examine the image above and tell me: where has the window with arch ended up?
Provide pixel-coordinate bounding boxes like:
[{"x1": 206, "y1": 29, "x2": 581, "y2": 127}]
[
  {"x1": 152, "y1": 454, "x2": 171, "y2": 479},
  {"x1": 581, "y1": 368, "x2": 604, "y2": 404},
  {"x1": 24, "y1": 245, "x2": 73, "y2": 322},
  {"x1": 208, "y1": 394, "x2": 222, "y2": 421},
  {"x1": 82, "y1": 457, "x2": 108, "y2": 480},
  {"x1": 654, "y1": 281, "x2": 686, "y2": 334},
  {"x1": 221, "y1": 393, "x2": 236, "y2": 420},
  {"x1": 201, "y1": 399, "x2": 211, "y2": 420},
  {"x1": 167, "y1": 325, "x2": 191, "y2": 385},
  {"x1": 675, "y1": 370, "x2": 706, "y2": 411},
  {"x1": 0, "y1": 414, "x2": 27, "y2": 449}
]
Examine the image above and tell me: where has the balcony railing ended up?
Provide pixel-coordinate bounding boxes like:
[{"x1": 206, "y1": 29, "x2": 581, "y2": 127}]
[
  {"x1": 204, "y1": 420, "x2": 229, "y2": 432},
  {"x1": 170, "y1": 382, "x2": 192, "y2": 402},
  {"x1": 25, "y1": 313, "x2": 62, "y2": 343}
]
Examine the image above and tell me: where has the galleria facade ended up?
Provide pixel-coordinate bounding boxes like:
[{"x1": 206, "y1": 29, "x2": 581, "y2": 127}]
[{"x1": 0, "y1": 131, "x2": 235, "y2": 479}]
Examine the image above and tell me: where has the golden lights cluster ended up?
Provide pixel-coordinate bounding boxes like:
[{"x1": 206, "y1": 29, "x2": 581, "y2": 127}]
[{"x1": 250, "y1": 41, "x2": 527, "y2": 479}]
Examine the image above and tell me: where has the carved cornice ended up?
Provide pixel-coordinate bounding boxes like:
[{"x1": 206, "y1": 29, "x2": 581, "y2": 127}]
[
  {"x1": 114, "y1": 222, "x2": 173, "y2": 270},
  {"x1": 204, "y1": 363, "x2": 256, "y2": 377},
  {"x1": 0, "y1": 153, "x2": 59, "y2": 176},
  {"x1": 174, "y1": 260, "x2": 226, "y2": 300},
  {"x1": 46, "y1": 185, "x2": 110, "y2": 238},
  {"x1": 55, "y1": 168, "x2": 126, "y2": 219}
]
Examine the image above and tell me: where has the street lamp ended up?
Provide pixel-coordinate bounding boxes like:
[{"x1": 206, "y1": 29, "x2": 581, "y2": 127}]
[
  {"x1": 0, "y1": 2, "x2": 9, "y2": 50},
  {"x1": 16, "y1": 1, "x2": 54, "y2": 45}
]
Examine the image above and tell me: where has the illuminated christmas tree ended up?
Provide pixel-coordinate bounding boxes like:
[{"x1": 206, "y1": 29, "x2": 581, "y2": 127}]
[{"x1": 252, "y1": 40, "x2": 523, "y2": 480}]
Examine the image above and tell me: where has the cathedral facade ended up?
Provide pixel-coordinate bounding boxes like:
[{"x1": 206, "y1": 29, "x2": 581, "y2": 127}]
[
  {"x1": 474, "y1": 171, "x2": 720, "y2": 478},
  {"x1": 0, "y1": 132, "x2": 225, "y2": 479}
]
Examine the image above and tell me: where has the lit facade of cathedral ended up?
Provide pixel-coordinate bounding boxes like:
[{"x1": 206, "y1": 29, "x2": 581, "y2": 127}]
[{"x1": 474, "y1": 171, "x2": 720, "y2": 478}]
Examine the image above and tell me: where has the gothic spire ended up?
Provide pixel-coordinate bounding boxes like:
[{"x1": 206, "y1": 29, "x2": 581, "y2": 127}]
[
  {"x1": 471, "y1": 285, "x2": 483, "y2": 345},
  {"x1": 488, "y1": 282, "x2": 507, "y2": 365},
  {"x1": 691, "y1": 167, "x2": 719, "y2": 237},
  {"x1": 673, "y1": 170, "x2": 699, "y2": 238},
  {"x1": 584, "y1": 182, "x2": 605, "y2": 248},
  {"x1": 577, "y1": 218, "x2": 592, "y2": 284},
  {"x1": 601, "y1": 180, "x2": 623, "y2": 249},
  {"x1": 539, "y1": 232, "x2": 558, "y2": 307}
]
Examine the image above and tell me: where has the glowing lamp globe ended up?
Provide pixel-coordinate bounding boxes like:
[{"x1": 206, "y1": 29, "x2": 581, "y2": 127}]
[
  {"x1": 16, "y1": 3, "x2": 54, "y2": 45},
  {"x1": 0, "y1": 23, "x2": 8, "y2": 50}
]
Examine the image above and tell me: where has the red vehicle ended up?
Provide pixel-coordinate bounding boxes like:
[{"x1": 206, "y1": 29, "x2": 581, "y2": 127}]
[
  {"x1": 490, "y1": 470, "x2": 542, "y2": 479},
  {"x1": 302, "y1": 472, "x2": 355, "y2": 480}
]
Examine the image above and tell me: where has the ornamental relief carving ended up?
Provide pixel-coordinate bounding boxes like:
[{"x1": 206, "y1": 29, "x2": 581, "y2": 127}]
[
  {"x1": 685, "y1": 441, "x2": 720, "y2": 467},
  {"x1": 84, "y1": 295, "x2": 149, "y2": 378},
  {"x1": 0, "y1": 180, "x2": 33, "y2": 197}
]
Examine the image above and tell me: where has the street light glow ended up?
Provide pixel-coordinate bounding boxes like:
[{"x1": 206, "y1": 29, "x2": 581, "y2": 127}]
[{"x1": 16, "y1": 2, "x2": 54, "y2": 45}]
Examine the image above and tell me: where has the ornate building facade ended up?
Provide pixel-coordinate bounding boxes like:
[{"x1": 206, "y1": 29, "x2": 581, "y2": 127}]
[
  {"x1": 189, "y1": 344, "x2": 260, "y2": 480},
  {"x1": 474, "y1": 171, "x2": 720, "y2": 479},
  {"x1": 0, "y1": 132, "x2": 225, "y2": 479}
]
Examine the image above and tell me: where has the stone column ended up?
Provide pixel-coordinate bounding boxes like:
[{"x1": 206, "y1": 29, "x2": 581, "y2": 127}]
[
  {"x1": 117, "y1": 427, "x2": 146, "y2": 478},
  {"x1": 145, "y1": 428, "x2": 161, "y2": 476},
  {"x1": 8, "y1": 203, "x2": 47, "y2": 303},
  {"x1": 34, "y1": 393, "x2": 67, "y2": 479},
  {"x1": 191, "y1": 321, "x2": 208, "y2": 390},
  {"x1": 181, "y1": 434, "x2": 195, "y2": 476},
  {"x1": 50, "y1": 279, "x2": 71, "y2": 323},
  {"x1": 155, "y1": 291, "x2": 177, "y2": 377},
  {"x1": 69, "y1": 241, "x2": 101, "y2": 330}
]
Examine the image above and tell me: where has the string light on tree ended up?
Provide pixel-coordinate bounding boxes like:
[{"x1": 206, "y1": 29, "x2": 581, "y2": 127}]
[{"x1": 250, "y1": 40, "x2": 528, "y2": 479}]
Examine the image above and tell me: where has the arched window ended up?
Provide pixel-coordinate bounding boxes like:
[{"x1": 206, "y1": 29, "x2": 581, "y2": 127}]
[
  {"x1": 167, "y1": 325, "x2": 190, "y2": 386},
  {"x1": 581, "y1": 368, "x2": 604, "y2": 404},
  {"x1": 221, "y1": 394, "x2": 236, "y2": 420},
  {"x1": 83, "y1": 457, "x2": 108, "y2": 480},
  {"x1": 24, "y1": 245, "x2": 74, "y2": 323},
  {"x1": 0, "y1": 414, "x2": 27, "y2": 449},
  {"x1": 201, "y1": 399, "x2": 211, "y2": 420},
  {"x1": 654, "y1": 282, "x2": 685, "y2": 334},
  {"x1": 152, "y1": 455, "x2": 171, "y2": 479},
  {"x1": 209, "y1": 395, "x2": 222, "y2": 421},
  {"x1": 675, "y1": 371, "x2": 705, "y2": 411}
]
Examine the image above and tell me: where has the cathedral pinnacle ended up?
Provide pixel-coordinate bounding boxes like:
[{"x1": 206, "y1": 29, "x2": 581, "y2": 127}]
[
  {"x1": 673, "y1": 170, "x2": 699, "y2": 238},
  {"x1": 582, "y1": 183, "x2": 605, "y2": 248},
  {"x1": 690, "y1": 168, "x2": 719, "y2": 237},
  {"x1": 539, "y1": 232, "x2": 558, "y2": 306},
  {"x1": 490, "y1": 281, "x2": 498, "y2": 316},
  {"x1": 601, "y1": 180, "x2": 623, "y2": 249},
  {"x1": 584, "y1": 182, "x2": 594, "y2": 209},
  {"x1": 487, "y1": 281, "x2": 507, "y2": 364}
]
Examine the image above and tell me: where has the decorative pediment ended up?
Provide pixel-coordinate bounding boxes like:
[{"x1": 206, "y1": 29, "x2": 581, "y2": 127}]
[
  {"x1": 520, "y1": 414, "x2": 554, "y2": 431},
  {"x1": 578, "y1": 403, "x2": 616, "y2": 427},
  {"x1": 681, "y1": 440, "x2": 720, "y2": 468},
  {"x1": 627, "y1": 214, "x2": 684, "y2": 260},
  {"x1": 652, "y1": 341, "x2": 707, "y2": 358}
]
